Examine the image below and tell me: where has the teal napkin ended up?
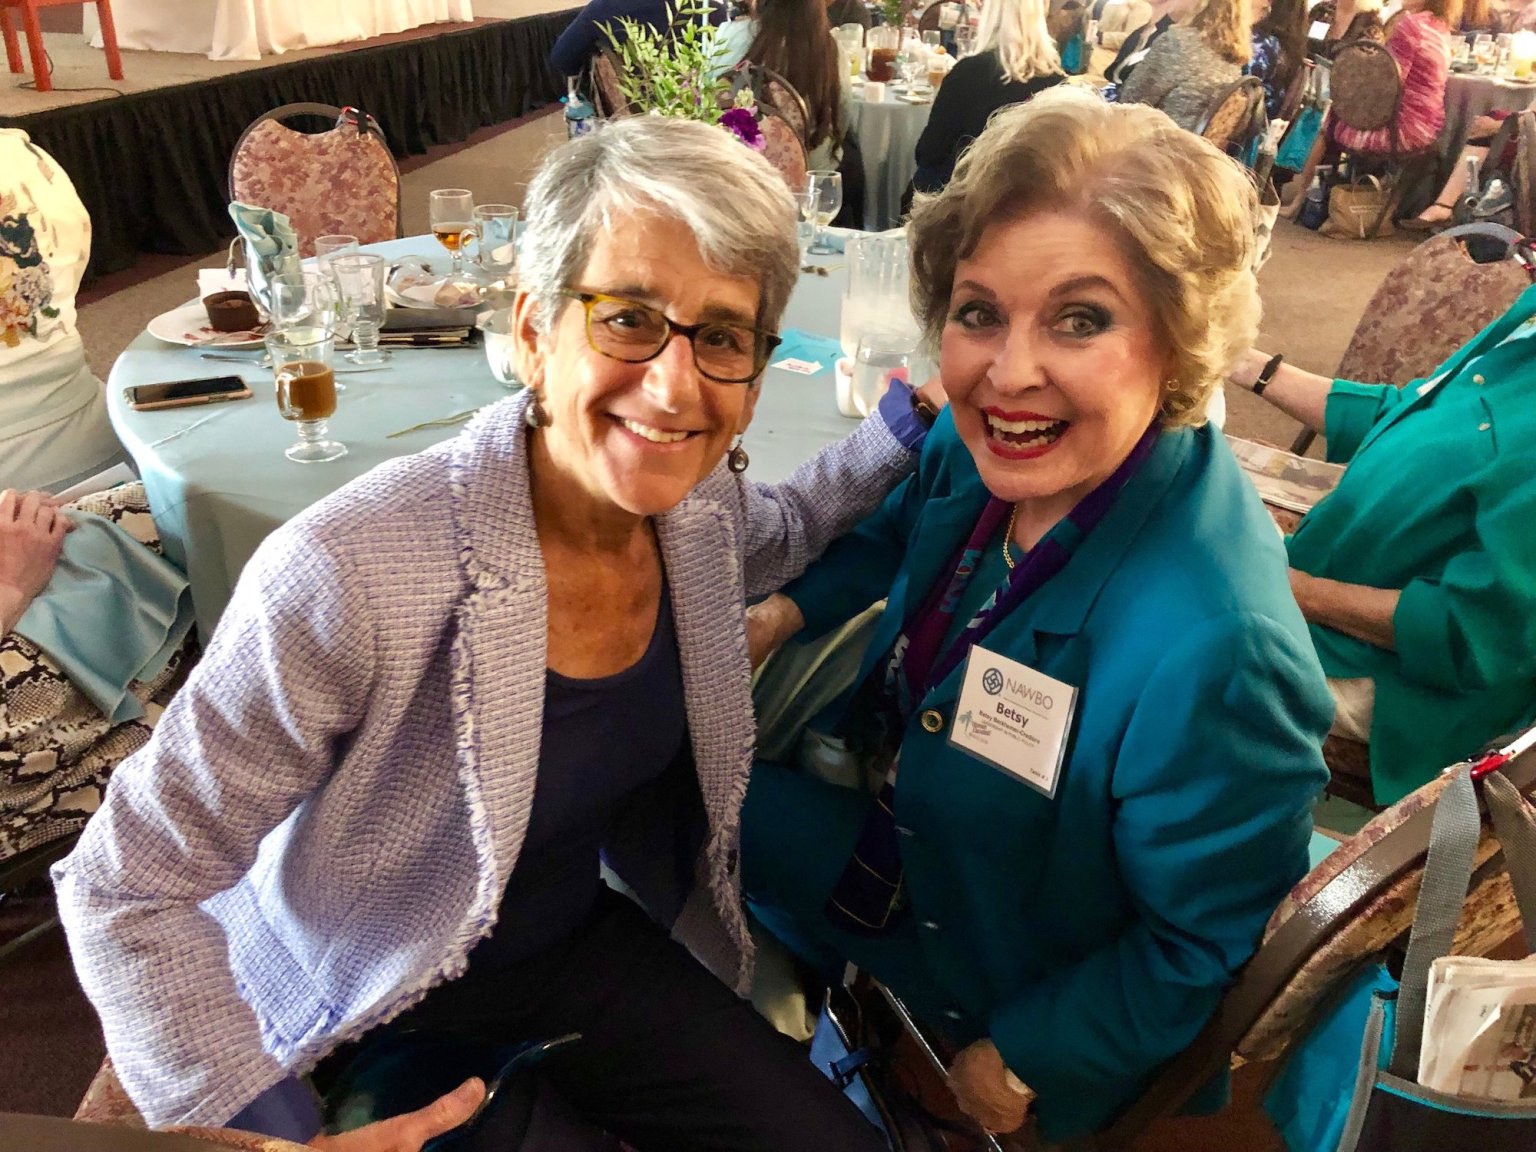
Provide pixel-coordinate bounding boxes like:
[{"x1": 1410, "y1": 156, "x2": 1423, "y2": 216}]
[
  {"x1": 14, "y1": 514, "x2": 194, "y2": 725},
  {"x1": 769, "y1": 328, "x2": 845, "y2": 377},
  {"x1": 229, "y1": 201, "x2": 301, "y2": 307}
]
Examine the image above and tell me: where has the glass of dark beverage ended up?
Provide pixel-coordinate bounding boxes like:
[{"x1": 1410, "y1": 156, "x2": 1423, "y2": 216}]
[
  {"x1": 268, "y1": 326, "x2": 346, "y2": 463},
  {"x1": 429, "y1": 188, "x2": 476, "y2": 275}
]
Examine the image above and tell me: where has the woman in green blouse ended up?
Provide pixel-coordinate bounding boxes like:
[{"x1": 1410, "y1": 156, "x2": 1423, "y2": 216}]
[{"x1": 1232, "y1": 284, "x2": 1536, "y2": 805}]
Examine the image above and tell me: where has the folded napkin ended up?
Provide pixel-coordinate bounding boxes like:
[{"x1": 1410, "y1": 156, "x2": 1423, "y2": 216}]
[
  {"x1": 229, "y1": 201, "x2": 302, "y2": 311},
  {"x1": 13, "y1": 514, "x2": 195, "y2": 725}
]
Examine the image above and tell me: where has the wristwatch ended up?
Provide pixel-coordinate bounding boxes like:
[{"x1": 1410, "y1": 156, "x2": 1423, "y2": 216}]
[
  {"x1": 1252, "y1": 353, "x2": 1285, "y2": 397},
  {"x1": 911, "y1": 388, "x2": 941, "y2": 428}
]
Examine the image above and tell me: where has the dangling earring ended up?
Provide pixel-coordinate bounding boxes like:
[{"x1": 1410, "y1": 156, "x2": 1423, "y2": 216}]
[
  {"x1": 727, "y1": 438, "x2": 749, "y2": 474},
  {"x1": 523, "y1": 391, "x2": 549, "y2": 429}
]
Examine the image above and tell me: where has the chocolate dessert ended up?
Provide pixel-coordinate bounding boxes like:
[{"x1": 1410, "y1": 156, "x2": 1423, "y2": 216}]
[{"x1": 203, "y1": 290, "x2": 261, "y2": 333}]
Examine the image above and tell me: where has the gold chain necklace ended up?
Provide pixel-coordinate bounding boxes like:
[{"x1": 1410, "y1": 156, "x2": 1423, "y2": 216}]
[{"x1": 1002, "y1": 504, "x2": 1020, "y2": 570}]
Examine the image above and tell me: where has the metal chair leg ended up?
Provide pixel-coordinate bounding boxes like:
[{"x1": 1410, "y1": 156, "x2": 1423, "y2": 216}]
[{"x1": 0, "y1": 914, "x2": 60, "y2": 964}]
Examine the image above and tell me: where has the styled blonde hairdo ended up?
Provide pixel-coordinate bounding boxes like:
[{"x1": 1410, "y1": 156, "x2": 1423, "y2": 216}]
[
  {"x1": 977, "y1": 0, "x2": 1062, "y2": 84},
  {"x1": 1191, "y1": 0, "x2": 1254, "y2": 64},
  {"x1": 908, "y1": 88, "x2": 1261, "y2": 428}
]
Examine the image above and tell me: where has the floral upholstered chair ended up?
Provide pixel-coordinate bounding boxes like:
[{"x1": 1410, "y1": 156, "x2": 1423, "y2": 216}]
[
  {"x1": 757, "y1": 114, "x2": 809, "y2": 194},
  {"x1": 1095, "y1": 738, "x2": 1536, "y2": 1147},
  {"x1": 227, "y1": 104, "x2": 401, "y2": 259},
  {"x1": 1290, "y1": 222, "x2": 1530, "y2": 456}
]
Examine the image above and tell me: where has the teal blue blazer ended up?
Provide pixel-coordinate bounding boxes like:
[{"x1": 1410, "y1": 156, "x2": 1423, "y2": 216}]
[{"x1": 774, "y1": 416, "x2": 1332, "y2": 1139}]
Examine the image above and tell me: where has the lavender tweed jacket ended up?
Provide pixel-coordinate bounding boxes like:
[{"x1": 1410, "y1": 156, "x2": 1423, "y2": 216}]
[{"x1": 53, "y1": 390, "x2": 917, "y2": 1130}]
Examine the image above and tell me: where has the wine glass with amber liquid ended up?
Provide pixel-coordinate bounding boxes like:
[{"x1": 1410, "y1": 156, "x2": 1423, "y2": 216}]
[{"x1": 429, "y1": 188, "x2": 475, "y2": 276}]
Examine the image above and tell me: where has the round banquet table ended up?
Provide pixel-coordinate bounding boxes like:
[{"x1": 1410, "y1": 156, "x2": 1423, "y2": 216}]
[
  {"x1": 848, "y1": 88, "x2": 934, "y2": 231},
  {"x1": 1427, "y1": 72, "x2": 1536, "y2": 205},
  {"x1": 108, "y1": 236, "x2": 859, "y2": 639}
]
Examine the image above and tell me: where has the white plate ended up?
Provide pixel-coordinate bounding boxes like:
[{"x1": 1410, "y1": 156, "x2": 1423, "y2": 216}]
[{"x1": 146, "y1": 300, "x2": 268, "y2": 349}]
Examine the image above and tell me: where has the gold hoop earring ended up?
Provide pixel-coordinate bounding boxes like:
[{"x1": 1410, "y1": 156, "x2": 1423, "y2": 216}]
[
  {"x1": 523, "y1": 391, "x2": 549, "y2": 429},
  {"x1": 727, "y1": 439, "x2": 749, "y2": 474}
]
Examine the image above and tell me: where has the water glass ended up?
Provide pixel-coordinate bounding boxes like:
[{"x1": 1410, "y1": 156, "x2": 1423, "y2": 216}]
[
  {"x1": 848, "y1": 333, "x2": 916, "y2": 418},
  {"x1": 469, "y1": 203, "x2": 519, "y2": 277},
  {"x1": 313, "y1": 234, "x2": 358, "y2": 268},
  {"x1": 954, "y1": 22, "x2": 976, "y2": 58},
  {"x1": 267, "y1": 271, "x2": 337, "y2": 332},
  {"x1": 794, "y1": 191, "x2": 816, "y2": 266},
  {"x1": 430, "y1": 188, "x2": 475, "y2": 274},
  {"x1": 806, "y1": 169, "x2": 843, "y2": 254},
  {"x1": 922, "y1": 30, "x2": 941, "y2": 50},
  {"x1": 268, "y1": 326, "x2": 346, "y2": 464},
  {"x1": 1473, "y1": 33, "x2": 1497, "y2": 71},
  {"x1": 329, "y1": 253, "x2": 390, "y2": 366}
]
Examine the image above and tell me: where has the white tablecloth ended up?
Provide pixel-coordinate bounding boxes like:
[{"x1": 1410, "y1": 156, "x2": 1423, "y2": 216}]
[
  {"x1": 848, "y1": 91, "x2": 933, "y2": 231},
  {"x1": 87, "y1": 0, "x2": 473, "y2": 62}
]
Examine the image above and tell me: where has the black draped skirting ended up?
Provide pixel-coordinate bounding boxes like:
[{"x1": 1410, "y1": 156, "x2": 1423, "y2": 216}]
[{"x1": 0, "y1": 10, "x2": 575, "y2": 283}]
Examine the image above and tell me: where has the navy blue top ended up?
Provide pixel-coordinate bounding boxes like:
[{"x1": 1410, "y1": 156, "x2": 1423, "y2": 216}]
[
  {"x1": 551, "y1": 0, "x2": 706, "y2": 77},
  {"x1": 466, "y1": 582, "x2": 687, "y2": 970}
]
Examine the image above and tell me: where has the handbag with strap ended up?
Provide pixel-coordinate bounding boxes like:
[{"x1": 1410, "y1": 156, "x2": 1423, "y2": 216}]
[
  {"x1": 1264, "y1": 761, "x2": 1536, "y2": 1151},
  {"x1": 1320, "y1": 174, "x2": 1395, "y2": 239}
]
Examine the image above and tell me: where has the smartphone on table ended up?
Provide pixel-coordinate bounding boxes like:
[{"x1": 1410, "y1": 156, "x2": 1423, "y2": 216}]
[{"x1": 124, "y1": 375, "x2": 252, "y2": 411}]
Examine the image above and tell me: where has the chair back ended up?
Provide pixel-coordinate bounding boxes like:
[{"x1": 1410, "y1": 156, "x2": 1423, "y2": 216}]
[
  {"x1": 1335, "y1": 223, "x2": 1531, "y2": 389},
  {"x1": 227, "y1": 104, "x2": 401, "y2": 259},
  {"x1": 1288, "y1": 223, "x2": 1530, "y2": 454},
  {"x1": 1327, "y1": 38, "x2": 1402, "y2": 133},
  {"x1": 728, "y1": 63, "x2": 813, "y2": 148},
  {"x1": 589, "y1": 46, "x2": 633, "y2": 119},
  {"x1": 74, "y1": 1058, "x2": 307, "y2": 1149},
  {"x1": 1515, "y1": 109, "x2": 1535, "y2": 238},
  {"x1": 918, "y1": 3, "x2": 944, "y2": 33},
  {"x1": 1276, "y1": 58, "x2": 1313, "y2": 123},
  {"x1": 1096, "y1": 732, "x2": 1536, "y2": 1149},
  {"x1": 1196, "y1": 76, "x2": 1265, "y2": 155},
  {"x1": 758, "y1": 113, "x2": 810, "y2": 193}
]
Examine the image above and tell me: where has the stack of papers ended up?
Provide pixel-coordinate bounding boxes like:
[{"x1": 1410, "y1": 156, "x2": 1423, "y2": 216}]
[
  {"x1": 1225, "y1": 435, "x2": 1344, "y2": 514},
  {"x1": 1419, "y1": 954, "x2": 1536, "y2": 1101}
]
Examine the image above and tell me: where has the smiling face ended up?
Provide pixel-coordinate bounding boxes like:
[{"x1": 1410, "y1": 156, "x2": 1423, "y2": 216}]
[
  {"x1": 941, "y1": 209, "x2": 1169, "y2": 533},
  {"x1": 514, "y1": 213, "x2": 763, "y2": 519}
]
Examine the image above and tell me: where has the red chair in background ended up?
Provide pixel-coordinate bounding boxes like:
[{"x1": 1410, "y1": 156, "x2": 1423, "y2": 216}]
[{"x1": 1, "y1": 0, "x2": 124, "y2": 94}]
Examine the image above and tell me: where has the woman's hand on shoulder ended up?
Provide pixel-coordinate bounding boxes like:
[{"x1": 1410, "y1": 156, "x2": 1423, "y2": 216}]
[
  {"x1": 0, "y1": 488, "x2": 73, "y2": 634},
  {"x1": 915, "y1": 373, "x2": 948, "y2": 413},
  {"x1": 309, "y1": 1078, "x2": 484, "y2": 1152},
  {"x1": 949, "y1": 1039, "x2": 1034, "y2": 1135},
  {"x1": 746, "y1": 592, "x2": 805, "y2": 669}
]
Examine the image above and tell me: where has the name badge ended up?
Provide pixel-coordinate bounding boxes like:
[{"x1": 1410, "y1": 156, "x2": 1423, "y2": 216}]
[
  {"x1": 1307, "y1": 19, "x2": 1331, "y2": 38},
  {"x1": 950, "y1": 646, "x2": 1078, "y2": 798}
]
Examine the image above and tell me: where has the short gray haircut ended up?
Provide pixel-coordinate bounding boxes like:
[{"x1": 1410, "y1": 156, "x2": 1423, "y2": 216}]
[{"x1": 519, "y1": 117, "x2": 801, "y2": 340}]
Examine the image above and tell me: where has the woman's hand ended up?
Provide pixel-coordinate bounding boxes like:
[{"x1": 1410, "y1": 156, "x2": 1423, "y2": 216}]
[
  {"x1": 0, "y1": 489, "x2": 73, "y2": 635},
  {"x1": 949, "y1": 1039, "x2": 1033, "y2": 1135},
  {"x1": 746, "y1": 593, "x2": 805, "y2": 670},
  {"x1": 915, "y1": 373, "x2": 948, "y2": 412},
  {"x1": 309, "y1": 1078, "x2": 485, "y2": 1152}
]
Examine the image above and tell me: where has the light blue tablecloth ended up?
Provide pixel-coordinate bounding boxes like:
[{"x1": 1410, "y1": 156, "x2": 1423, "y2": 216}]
[
  {"x1": 848, "y1": 91, "x2": 933, "y2": 231},
  {"x1": 108, "y1": 237, "x2": 858, "y2": 638}
]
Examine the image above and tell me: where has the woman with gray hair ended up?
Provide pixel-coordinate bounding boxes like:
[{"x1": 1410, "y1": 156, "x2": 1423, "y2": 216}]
[
  {"x1": 741, "y1": 88, "x2": 1331, "y2": 1143},
  {"x1": 55, "y1": 115, "x2": 936, "y2": 1152}
]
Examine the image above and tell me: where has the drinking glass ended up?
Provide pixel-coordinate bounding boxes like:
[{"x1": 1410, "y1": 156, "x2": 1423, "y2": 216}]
[
  {"x1": 329, "y1": 253, "x2": 390, "y2": 366},
  {"x1": 1473, "y1": 33, "x2": 1496, "y2": 72},
  {"x1": 954, "y1": 22, "x2": 976, "y2": 58},
  {"x1": 267, "y1": 271, "x2": 338, "y2": 332},
  {"x1": 793, "y1": 190, "x2": 816, "y2": 267},
  {"x1": 313, "y1": 234, "x2": 358, "y2": 268},
  {"x1": 430, "y1": 188, "x2": 476, "y2": 274},
  {"x1": 469, "y1": 203, "x2": 519, "y2": 277},
  {"x1": 849, "y1": 332, "x2": 916, "y2": 418},
  {"x1": 806, "y1": 170, "x2": 843, "y2": 255},
  {"x1": 902, "y1": 52, "x2": 926, "y2": 89},
  {"x1": 922, "y1": 30, "x2": 941, "y2": 50},
  {"x1": 268, "y1": 327, "x2": 346, "y2": 464}
]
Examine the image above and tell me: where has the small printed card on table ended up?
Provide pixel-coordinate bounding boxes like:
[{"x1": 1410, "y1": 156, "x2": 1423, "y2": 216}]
[{"x1": 769, "y1": 329, "x2": 844, "y2": 377}]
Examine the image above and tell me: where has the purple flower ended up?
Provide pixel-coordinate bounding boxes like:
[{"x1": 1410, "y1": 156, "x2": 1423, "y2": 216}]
[{"x1": 720, "y1": 107, "x2": 765, "y2": 152}]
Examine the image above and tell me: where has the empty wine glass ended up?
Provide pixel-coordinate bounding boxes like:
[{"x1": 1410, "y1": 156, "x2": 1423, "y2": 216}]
[
  {"x1": 329, "y1": 253, "x2": 390, "y2": 366},
  {"x1": 430, "y1": 188, "x2": 475, "y2": 275},
  {"x1": 267, "y1": 271, "x2": 337, "y2": 332},
  {"x1": 806, "y1": 170, "x2": 843, "y2": 255}
]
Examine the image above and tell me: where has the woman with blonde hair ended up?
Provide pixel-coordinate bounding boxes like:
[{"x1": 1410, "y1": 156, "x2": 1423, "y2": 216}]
[
  {"x1": 910, "y1": 0, "x2": 1066, "y2": 193},
  {"x1": 1119, "y1": 0, "x2": 1251, "y2": 129},
  {"x1": 743, "y1": 88, "x2": 1329, "y2": 1143}
]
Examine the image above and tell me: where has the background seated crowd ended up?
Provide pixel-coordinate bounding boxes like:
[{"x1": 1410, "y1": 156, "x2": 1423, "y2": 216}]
[{"x1": 2, "y1": 2, "x2": 1535, "y2": 1147}]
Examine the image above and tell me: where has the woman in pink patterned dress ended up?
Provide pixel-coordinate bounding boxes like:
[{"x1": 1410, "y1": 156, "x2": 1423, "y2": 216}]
[{"x1": 1330, "y1": 0, "x2": 1457, "y2": 154}]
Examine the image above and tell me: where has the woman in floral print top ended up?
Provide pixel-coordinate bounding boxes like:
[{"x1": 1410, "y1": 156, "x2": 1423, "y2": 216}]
[{"x1": 0, "y1": 129, "x2": 124, "y2": 492}]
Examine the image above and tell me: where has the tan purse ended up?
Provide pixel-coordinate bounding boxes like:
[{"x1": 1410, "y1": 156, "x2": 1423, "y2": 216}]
[{"x1": 1320, "y1": 175, "x2": 1396, "y2": 239}]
